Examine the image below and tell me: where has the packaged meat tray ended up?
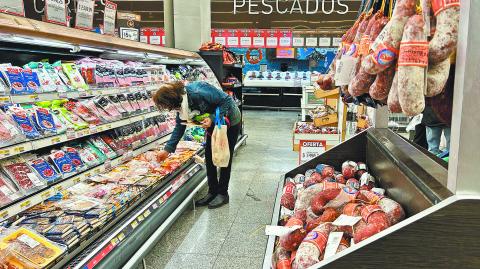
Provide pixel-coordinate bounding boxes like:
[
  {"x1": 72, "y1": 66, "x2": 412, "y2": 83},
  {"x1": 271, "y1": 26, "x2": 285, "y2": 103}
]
[
  {"x1": 0, "y1": 227, "x2": 65, "y2": 268},
  {"x1": 0, "y1": 171, "x2": 22, "y2": 207},
  {"x1": 0, "y1": 109, "x2": 24, "y2": 147},
  {"x1": 1, "y1": 157, "x2": 47, "y2": 194},
  {"x1": 25, "y1": 155, "x2": 61, "y2": 184}
]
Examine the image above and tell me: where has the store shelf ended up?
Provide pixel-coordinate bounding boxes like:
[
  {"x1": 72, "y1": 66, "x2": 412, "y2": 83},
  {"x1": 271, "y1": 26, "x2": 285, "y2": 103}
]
[
  {"x1": 62, "y1": 151, "x2": 205, "y2": 269},
  {"x1": 0, "y1": 133, "x2": 172, "y2": 223},
  {"x1": 0, "y1": 109, "x2": 162, "y2": 160},
  {"x1": 3, "y1": 84, "x2": 162, "y2": 104},
  {"x1": 0, "y1": 14, "x2": 199, "y2": 59}
]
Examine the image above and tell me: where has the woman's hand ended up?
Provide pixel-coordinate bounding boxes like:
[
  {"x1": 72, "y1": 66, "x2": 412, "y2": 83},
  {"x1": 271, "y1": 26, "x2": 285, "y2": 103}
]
[
  {"x1": 201, "y1": 117, "x2": 213, "y2": 129},
  {"x1": 156, "y1": 150, "x2": 170, "y2": 163}
]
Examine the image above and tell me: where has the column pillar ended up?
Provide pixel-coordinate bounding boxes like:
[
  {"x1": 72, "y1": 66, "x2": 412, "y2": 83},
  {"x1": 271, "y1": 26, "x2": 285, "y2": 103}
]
[
  {"x1": 172, "y1": 0, "x2": 211, "y2": 51},
  {"x1": 163, "y1": 0, "x2": 175, "y2": 48}
]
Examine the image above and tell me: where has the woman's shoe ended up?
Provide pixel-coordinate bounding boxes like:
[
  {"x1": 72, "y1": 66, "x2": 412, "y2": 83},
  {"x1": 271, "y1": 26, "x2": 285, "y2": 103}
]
[
  {"x1": 208, "y1": 194, "x2": 229, "y2": 209},
  {"x1": 195, "y1": 193, "x2": 216, "y2": 207}
]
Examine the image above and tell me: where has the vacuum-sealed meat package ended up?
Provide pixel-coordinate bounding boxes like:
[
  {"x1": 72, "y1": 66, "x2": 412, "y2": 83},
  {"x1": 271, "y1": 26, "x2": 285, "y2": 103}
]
[
  {"x1": 25, "y1": 155, "x2": 61, "y2": 183},
  {"x1": 48, "y1": 150, "x2": 76, "y2": 178},
  {"x1": 0, "y1": 171, "x2": 22, "y2": 206},
  {"x1": 62, "y1": 146, "x2": 86, "y2": 172},
  {"x1": 0, "y1": 109, "x2": 24, "y2": 147},
  {"x1": 2, "y1": 157, "x2": 47, "y2": 193},
  {"x1": 7, "y1": 106, "x2": 42, "y2": 139}
]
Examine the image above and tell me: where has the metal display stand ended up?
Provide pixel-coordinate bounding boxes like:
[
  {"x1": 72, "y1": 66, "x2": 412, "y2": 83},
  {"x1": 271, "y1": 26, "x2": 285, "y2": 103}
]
[{"x1": 263, "y1": 1, "x2": 480, "y2": 268}]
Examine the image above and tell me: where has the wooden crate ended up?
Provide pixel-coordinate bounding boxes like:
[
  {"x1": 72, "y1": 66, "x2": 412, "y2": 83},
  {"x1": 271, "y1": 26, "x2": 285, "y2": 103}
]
[{"x1": 292, "y1": 122, "x2": 340, "y2": 151}]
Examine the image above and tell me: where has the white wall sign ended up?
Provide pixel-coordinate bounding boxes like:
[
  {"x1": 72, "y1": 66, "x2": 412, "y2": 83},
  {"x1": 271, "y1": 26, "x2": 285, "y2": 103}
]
[
  {"x1": 332, "y1": 37, "x2": 342, "y2": 47},
  {"x1": 45, "y1": 0, "x2": 67, "y2": 26},
  {"x1": 103, "y1": 0, "x2": 117, "y2": 35},
  {"x1": 75, "y1": 0, "x2": 94, "y2": 30},
  {"x1": 292, "y1": 37, "x2": 304, "y2": 47},
  {"x1": 214, "y1": 36, "x2": 226, "y2": 45},
  {"x1": 150, "y1": 35, "x2": 161, "y2": 45},
  {"x1": 279, "y1": 37, "x2": 292, "y2": 47},
  {"x1": 299, "y1": 140, "x2": 326, "y2": 164},
  {"x1": 253, "y1": 36, "x2": 265, "y2": 47},
  {"x1": 266, "y1": 36, "x2": 278, "y2": 47},
  {"x1": 319, "y1": 37, "x2": 332, "y2": 47},
  {"x1": 305, "y1": 37, "x2": 318, "y2": 47},
  {"x1": 233, "y1": 0, "x2": 349, "y2": 15},
  {"x1": 227, "y1": 36, "x2": 239, "y2": 46},
  {"x1": 0, "y1": 0, "x2": 25, "y2": 16},
  {"x1": 240, "y1": 36, "x2": 252, "y2": 46}
]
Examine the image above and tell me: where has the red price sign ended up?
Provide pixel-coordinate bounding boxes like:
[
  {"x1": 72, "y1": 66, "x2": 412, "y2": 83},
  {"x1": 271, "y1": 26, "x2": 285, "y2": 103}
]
[{"x1": 299, "y1": 140, "x2": 326, "y2": 165}]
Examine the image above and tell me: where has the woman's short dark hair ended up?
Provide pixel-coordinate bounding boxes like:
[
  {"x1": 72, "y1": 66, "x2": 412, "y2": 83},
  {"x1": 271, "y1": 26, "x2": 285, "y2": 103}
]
[{"x1": 153, "y1": 81, "x2": 186, "y2": 110}]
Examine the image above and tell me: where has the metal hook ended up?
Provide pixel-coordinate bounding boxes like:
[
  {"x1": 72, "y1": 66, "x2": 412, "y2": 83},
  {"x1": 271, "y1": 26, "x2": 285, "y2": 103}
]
[{"x1": 33, "y1": 0, "x2": 45, "y2": 14}]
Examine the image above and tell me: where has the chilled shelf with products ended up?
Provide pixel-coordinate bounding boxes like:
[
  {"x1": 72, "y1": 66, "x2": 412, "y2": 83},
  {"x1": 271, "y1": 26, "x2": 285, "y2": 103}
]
[{"x1": 0, "y1": 13, "x2": 225, "y2": 269}]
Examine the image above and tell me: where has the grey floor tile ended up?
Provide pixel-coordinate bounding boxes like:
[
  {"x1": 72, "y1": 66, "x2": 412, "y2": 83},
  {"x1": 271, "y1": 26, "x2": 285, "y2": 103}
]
[
  {"x1": 213, "y1": 256, "x2": 264, "y2": 269},
  {"x1": 218, "y1": 222, "x2": 268, "y2": 258},
  {"x1": 145, "y1": 251, "x2": 175, "y2": 268},
  {"x1": 235, "y1": 199, "x2": 275, "y2": 224},
  {"x1": 146, "y1": 253, "x2": 216, "y2": 269}
]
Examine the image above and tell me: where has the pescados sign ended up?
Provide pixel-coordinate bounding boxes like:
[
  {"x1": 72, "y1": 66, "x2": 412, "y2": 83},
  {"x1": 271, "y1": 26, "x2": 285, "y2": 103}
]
[{"x1": 233, "y1": 0, "x2": 349, "y2": 15}]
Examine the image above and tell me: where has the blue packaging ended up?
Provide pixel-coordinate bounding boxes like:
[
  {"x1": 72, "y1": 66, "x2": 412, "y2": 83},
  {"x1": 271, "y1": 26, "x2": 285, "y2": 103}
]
[
  {"x1": 63, "y1": 147, "x2": 85, "y2": 171},
  {"x1": 9, "y1": 107, "x2": 41, "y2": 139},
  {"x1": 34, "y1": 107, "x2": 57, "y2": 134},
  {"x1": 3, "y1": 67, "x2": 30, "y2": 95},
  {"x1": 49, "y1": 150, "x2": 76, "y2": 176},
  {"x1": 22, "y1": 69, "x2": 41, "y2": 93},
  {"x1": 28, "y1": 157, "x2": 61, "y2": 183}
]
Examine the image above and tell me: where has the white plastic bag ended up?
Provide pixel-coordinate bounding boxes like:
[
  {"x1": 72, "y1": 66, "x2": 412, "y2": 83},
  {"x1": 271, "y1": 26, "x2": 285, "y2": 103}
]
[{"x1": 211, "y1": 108, "x2": 230, "y2": 167}]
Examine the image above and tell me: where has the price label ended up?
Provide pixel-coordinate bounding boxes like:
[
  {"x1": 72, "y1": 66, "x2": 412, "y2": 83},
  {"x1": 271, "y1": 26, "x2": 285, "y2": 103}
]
[
  {"x1": 137, "y1": 215, "x2": 145, "y2": 222},
  {"x1": 45, "y1": 0, "x2": 67, "y2": 26},
  {"x1": 0, "y1": 96, "x2": 11, "y2": 103},
  {"x1": 324, "y1": 232, "x2": 344, "y2": 259},
  {"x1": 54, "y1": 185, "x2": 64, "y2": 192},
  {"x1": 299, "y1": 140, "x2": 326, "y2": 165},
  {"x1": 41, "y1": 190, "x2": 52, "y2": 199},
  {"x1": 305, "y1": 37, "x2": 318, "y2": 47},
  {"x1": 51, "y1": 137, "x2": 61, "y2": 144},
  {"x1": 89, "y1": 125, "x2": 97, "y2": 134},
  {"x1": 0, "y1": 149, "x2": 11, "y2": 158},
  {"x1": 110, "y1": 238, "x2": 119, "y2": 246},
  {"x1": 319, "y1": 37, "x2": 332, "y2": 47},
  {"x1": 58, "y1": 92, "x2": 68, "y2": 98},
  {"x1": 152, "y1": 203, "x2": 158, "y2": 210},
  {"x1": 84, "y1": 172, "x2": 92, "y2": 178},
  {"x1": 0, "y1": 210, "x2": 8, "y2": 220},
  {"x1": 66, "y1": 128, "x2": 76, "y2": 140},
  {"x1": 131, "y1": 220, "x2": 139, "y2": 229},
  {"x1": 73, "y1": 177, "x2": 81, "y2": 184},
  {"x1": 75, "y1": 0, "x2": 94, "y2": 30},
  {"x1": 105, "y1": 124, "x2": 112, "y2": 129},
  {"x1": 94, "y1": 168, "x2": 101, "y2": 174},
  {"x1": 143, "y1": 209, "x2": 151, "y2": 218},
  {"x1": 79, "y1": 91, "x2": 87, "y2": 97},
  {"x1": 293, "y1": 37, "x2": 305, "y2": 47},
  {"x1": 29, "y1": 94, "x2": 39, "y2": 101},
  {"x1": 0, "y1": 0, "x2": 25, "y2": 16},
  {"x1": 20, "y1": 200, "x2": 31, "y2": 209},
  {"x1": 14, "y1": 146, "x2": 25, "y2": 154},
  {"x1": 117, "y1": 233, "x2": 125, "y2": 241},
  {"x1": 103, "y1": 0, "x2": 117, "y2": 35}
]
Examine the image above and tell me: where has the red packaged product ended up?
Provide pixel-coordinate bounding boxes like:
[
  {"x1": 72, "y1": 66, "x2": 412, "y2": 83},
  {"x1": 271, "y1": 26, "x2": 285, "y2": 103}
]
[{"x1": 2, "y1": 157, "x2": 46, "y2": 193}]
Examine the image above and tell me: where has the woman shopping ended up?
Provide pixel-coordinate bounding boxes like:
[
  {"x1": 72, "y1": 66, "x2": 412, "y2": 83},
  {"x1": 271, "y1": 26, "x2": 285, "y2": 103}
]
[{"x1": 153, "y1": 81, "x2": 241, "y2": 209}]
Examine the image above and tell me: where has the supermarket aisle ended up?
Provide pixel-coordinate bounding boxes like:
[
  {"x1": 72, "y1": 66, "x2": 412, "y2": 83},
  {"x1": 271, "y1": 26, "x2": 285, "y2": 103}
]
[{"x1": 142, "y1": 110, "x2": 299, "y2": 269}]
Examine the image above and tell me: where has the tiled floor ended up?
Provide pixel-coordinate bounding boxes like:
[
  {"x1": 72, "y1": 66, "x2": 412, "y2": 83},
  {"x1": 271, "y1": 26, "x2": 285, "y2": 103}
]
[{"x1": 143, "y1": 110, "x2": 299, "y2": 269}]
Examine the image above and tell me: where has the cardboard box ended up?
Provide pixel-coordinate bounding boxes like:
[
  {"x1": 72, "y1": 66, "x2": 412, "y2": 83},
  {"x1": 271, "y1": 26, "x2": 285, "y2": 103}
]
[{"x1": 313, "y1": 113, "x2": 338, "y2": 127}]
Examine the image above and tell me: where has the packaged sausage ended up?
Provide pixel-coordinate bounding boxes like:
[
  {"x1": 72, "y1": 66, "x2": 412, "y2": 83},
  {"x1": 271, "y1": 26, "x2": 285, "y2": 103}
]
[
  {"x1": 2, "y1": 157, "x2": 47, "y2": 193},
  {"x1": 32, "y1": 107, "x2": 57, "y2": 135},
  {"x1": 48, "y1": 150, "x2": 76, "y2": 178},
  {"x1": 0, "y1": 109, "x2": 24, "y2": 147},
  {"x1": 26, "y1": 156, "x2": 61, "y2": 184},
  {"x1": 7, "y1": 106, "x2": 42, "y2": 139},
  {"x1": 62, "y1": 63, "x2": 89, "y2": 91},
  {"x1": 22, "y1": 69, "x2": 42, "y2": 94},
  {"x1": 62, "y1": 146, "x2": 86, "y2": 172},
  {"x1": 293, "y1": 223, "x2": 334, "y2": 269},
  {"x1": 426, "y1": 58, "x2": 450, "y2": 97},
  {"x1": 1, "y1": 66, "x2": 31, "y2": 95},
  {"x1": 281, "y1": 180, "x2": 297, "y2": 210},
  {"x1": 397, "y1": 15, "x2": 428, "y2": 116}
]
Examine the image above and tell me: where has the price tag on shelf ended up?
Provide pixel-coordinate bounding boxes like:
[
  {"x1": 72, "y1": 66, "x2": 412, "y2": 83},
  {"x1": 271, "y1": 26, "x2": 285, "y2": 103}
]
[
  {"x1": 13, "y1": 146, "x2": 26, "y2": 154},
  {"x1": 103, "y1": 0, "x2": 117, "y2": 35},
  {"x1": 143, "y1": 209, "x2": 151, "y2": 218},
  {"x1": 54, "y1": 185, "x2": 64, "y2": 192},
  {"x1": 89, "y1": 125, "x2": 97, "y2": 134},
  {"x1": 84, "y1": 172, "x2": 92, "y2": 179},
  {"x1": 137, "y1": 215, "x2": 145, "y2": 222},
  {"x1": 79, "y1": 91, "x2": 87, "y2": 97},
  {"x1": 94, "y1": 168, "x2": 101, "y2": 174},
  {"x1": 131, "y1": 220, "x2": 139, "y2": 229},
  {"x1": 75, "y1": 0, "x2": 95, "y2": 30},
  {"x1": 20, "y1": 200, "x2": 31, "y2": 209},
  {"x1": 66, "y1": 128, "x2": 76, "y2": 140},
  {"x1": 96, "y1": 125, "x2": 105, "y2": 132},
  {"x1": 58, "y1": 92, "x2": 68, "y2": 99},
  {"x1": 117, "y1": 233, "x2": 125, "y2": 241},
  {"x1": 41, "y1": 190, "x2": 52, "y2": 199},
  {"x1": 110, "y1": 238, "x2": 119, "y2": 247},
  {"x1": 0, "y1": 96, "x2": 11, "y2": 103},
  {"x1": 0, "y1": 148, "x2": 11, "y2": 158},
  {"x1": 152, "y1": 203, "x2": 158, "y2": 210},
  {"x1": 72, "y1": 177, "x2": 81, "y2": 184},
  {"x1": 105, "y1": 124, "x2": 112, "y2": 130},
  {"x1": 51, "y1": 137, "x2": 61, "y2": 144},
  {"x1": 0, "y1": 210, "x2": 8, "y2": 220},
  {"x1": 28, "y1": 94, "x2": 39, "y2": 101}
]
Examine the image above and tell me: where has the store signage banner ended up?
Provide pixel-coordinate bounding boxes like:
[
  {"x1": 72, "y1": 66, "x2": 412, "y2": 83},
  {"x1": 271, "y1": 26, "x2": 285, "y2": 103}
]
[
  {"x1": 233, "y1": 0, "x2": 349, "y2": 15},
  {"x1": 239, "y1": 29, "x2": 252, "y2": 47},
  {"x1": 0, "y1": 0, "x2": 25, "y2": 16},
  {"x1": 45, "y1": 0, "x2": 67, "y2": 26},
  {"x1": 211, "y1": 29, "x2": 292, "y2": 48},
  {"x1": 319, "y1": 37, "x2": 332, "y2": 47},
  {"x1": 140, "y1": 28, "x2": 165, "y2": 46},
  {"x1": 103, "y1": 0, "x2": 117, "y2": 35},
  {"x1": 226, "y1": 29, "x2": 239, "y2": 47},
  {"x1": 75, "y1": 0, "x2": 94, "y2": 30},
  {"x1": 299, "y1": 140, "x2": 326, "y2": 164}
]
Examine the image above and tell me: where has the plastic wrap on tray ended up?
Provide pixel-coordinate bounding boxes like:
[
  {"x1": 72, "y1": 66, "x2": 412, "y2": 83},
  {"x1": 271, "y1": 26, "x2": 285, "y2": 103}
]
[
  {"x1": 0, "y1": 109, "x2": 24, "y2": 147},
  {"x1": 1, "y1": 157, "x2": 47, "y2": 194},
  {"x1": 0, "y1": 171, "x2": 22, "y2": 207}
]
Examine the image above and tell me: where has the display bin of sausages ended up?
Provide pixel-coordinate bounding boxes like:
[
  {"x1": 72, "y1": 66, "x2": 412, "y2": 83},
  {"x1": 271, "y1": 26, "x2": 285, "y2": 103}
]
[{"x1": 263, "y1": 128, "x2": 480, "y2": 269}]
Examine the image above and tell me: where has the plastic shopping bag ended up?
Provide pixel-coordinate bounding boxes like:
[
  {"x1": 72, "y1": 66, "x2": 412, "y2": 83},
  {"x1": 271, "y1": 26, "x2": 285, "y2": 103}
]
[{"x1": 212, "y1": 108, "x2": 230, "y2": 167}]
